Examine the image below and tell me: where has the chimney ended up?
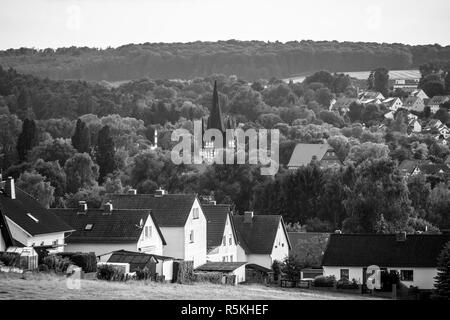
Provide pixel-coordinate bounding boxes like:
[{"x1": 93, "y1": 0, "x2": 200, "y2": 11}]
[
  {"x1": 128, "y1": 189, "x2": 137, "y2": 195},
  {"x1": 244, "y1": 211, "x2": 254, "y2": 224},
  {"x1": 209, "y1": 200, "x2": 217, "y2": 206},
  {"x1": 396, "y1": 231, "x2": 407, "y2": 242},
  {"x1": 155, "y1": 188, "x2": 166, "y2": 197},
  {"x1": 5, "y1": 177, "x2": 16, "y2": 200},
  {"x1": 78, "y1": 201, "x2": 87, "y2": 214},
  {"x1": 103, "y1": 202, "x2": 113, "y2": 214}
]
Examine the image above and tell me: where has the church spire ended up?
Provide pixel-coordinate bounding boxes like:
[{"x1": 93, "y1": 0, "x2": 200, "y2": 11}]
[{"x1": 207, "y1": 80, "x2": 225, "y2": 133}]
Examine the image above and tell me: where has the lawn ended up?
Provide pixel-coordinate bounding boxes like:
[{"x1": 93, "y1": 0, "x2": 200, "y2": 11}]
[{"x1": 0, "y1": 272, "x2": 382, "y2": 300}]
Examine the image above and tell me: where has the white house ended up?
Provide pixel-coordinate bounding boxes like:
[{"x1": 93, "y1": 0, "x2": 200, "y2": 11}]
[
  {"x1": 403, "y1": 96, "x2": 425, "y2": 112},
  {"x1": 322, "y1": 233, "x2": 450, "y2": 290},
  {"x1": 51, "y1": 202, "x2": 166, "y2": 257},
  {"x1": 382, "y1": 97, "x2": 403, "y2": 111},
  {"x1": 202, "y1": 203, "x2": 239, "y2": 263},
  {"x1": 107, "y1": 189, "x2": 207, "y2": 268},
  {"x1": 411, "y1": 89, "x2": 429, "y2": 100},
  {"x1": 0, "y1": 177, "x2": 73, "y2": 252},
  {"x1": 232, "y1": 211, "x2": 291, "y2": 269}
]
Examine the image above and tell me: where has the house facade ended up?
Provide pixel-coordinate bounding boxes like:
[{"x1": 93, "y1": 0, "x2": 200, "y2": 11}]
[
  {"x1": 382, "y1": 97, "x2": 403, "y2": 111},
  {"x1": 51, "y1": 202, "x2": 166, "y2": 256},
  {"x1": 411, "y1": 89, "x2": 429, "y2": 100},
  {"x1": 202, "y1": 203, "x2": 239, "y2": 263},
  {"x1": 232, "y1": 212, "x2": 291, "y2": 269},
  {"x1": 403, "y1": 96, "x2": 425, "y2": 112},
  {"x1": 322, "y1": 233, "x2": 450, "y2": 290},
  {"x1": 0, "y1": 177, "x2": 73, "y2": 252},
  {"x1": 107, "y1": 190, "x2": 207, "y2": 267}
]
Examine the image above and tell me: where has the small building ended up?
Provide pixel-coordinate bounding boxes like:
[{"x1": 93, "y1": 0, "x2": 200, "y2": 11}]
[
  {"x1": 232, "y1": 211, "x2": 291, "y2": 269},
  {"x1": 288, "y1": 144, "x2": 342, "y2": 170},
  {"x1": 358, "y1": 91, "x2": 385, "y2": 102},
  {"x1": 382, "y1": 97, "x2": 403, "y2": 111},
  {"x1": 403, "y1": 96, "x2": 425, "y2": 113},
  {"x1": 202, "y1": 203, "x2": 239, "y2": 263},
  {"x1": 51, "y1": 203, "x2": 166, "y2": 256},
  {"x1": 393, "y1": 79, "x2": 419, "y2": 92},
  {"x1": 195, "y1": 261, "x2": 247, "y2": 284},
  {"x1": 322, "y1": 233, "x2": 450, "y2": 290},
  {"x1": 398, "y1": 160, "x2": 422, "y2": 177},
  {"x1": 427, "y1": 96, "x2": 450, "y2": 114},
  {"x1": 408, "y1": 118, "x2": 422, "y2": 133},
  {"x1": 0, "y1": 177, "x2": 74, "y2": 252},
  {"x1": 245, "y1": 264, "x2": 274, "y2": 284},
  {"x1": 410, "y1": 89, "x2": 429, "y2": 100}
]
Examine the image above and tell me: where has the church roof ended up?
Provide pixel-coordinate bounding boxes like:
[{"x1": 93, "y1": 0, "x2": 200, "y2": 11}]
[{"x1": 207, "y1": 81, "x2": 225, "y2": 132}]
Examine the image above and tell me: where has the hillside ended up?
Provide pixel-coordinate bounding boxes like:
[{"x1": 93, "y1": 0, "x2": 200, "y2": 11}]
[{"x1": 1, "y1": 40, "x2": 450, "y2": 81}]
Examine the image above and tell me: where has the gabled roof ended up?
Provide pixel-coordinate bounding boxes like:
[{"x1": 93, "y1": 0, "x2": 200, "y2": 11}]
[
  {"x1": 51, "y1": 208, "x2": 166, "y2": 244},
  {"x1": 398, "y1": 160, "x2": 422, "y2": 174},
  {"x1": 288, "y1": 143, "x2": 339, "y2": 168},
  {"x1": 196, "y1": 262, "x2": 246, "y2": 272},
  {"x1": 359, "y1": 91, "x2": 384, "y2": 100},
  {"x1": 322, "y1": 234, "x2": 450, "y2": 268},
  {"x1": 0, "y1": 187, "x2": 73, "y2": 236},
  {"x1": 0, "y1": 210, "x2": 14, "y2": 248},
  {"x1": 107, "y1": 250, "x2": 174, "y2": 271},
  {"x1": 403, "y1": 96, "x2": 422, "y2": 107},
  {"x1": 106, "y1": 193, "x2": 197, "y2": 227},
  {"x1": 232, "y1": 214, "x2": 291, "y2": 255},
  {"x1": 428, "y1": 95, "x2": 450, "y2": 105},
  {"x1": 202, "y1": 204, "x2": 238, "y2": 251}
]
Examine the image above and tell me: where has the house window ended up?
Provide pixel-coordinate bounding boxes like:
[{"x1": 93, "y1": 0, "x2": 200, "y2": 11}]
[
  {"x1": 85, "y1": 224, "x2": 93, "y2": 230},
  {"x1": 189, "y1": 230, "x2": 194, "y2": 243},
  {"x1": 222, "y1": 256, "x2": 226, "y2": 262},
  {"x1": 53, "y1": 239, "x2": 58, "y2": 246},
  {"x1": 400, "y1": 270, "x2": 414, "y2": 282},
  {"x1": 222, "y1": 236, "x2": 226, "y2": 246},
  {"x1": 229, "y1": 236, "x2": 232, "y2": 245},
  {"x1": 230, "y1": 255, "x2": 233, "y2": 262},
  {"x1": 144, "y1": 226, "x2": 152, "y2": 239},
  {"x1": 340, "y1": 269, "x2": 350, "y2": 280},
  {"x1": 193, "y1": 208, "x2": 199, "y2": 219}
]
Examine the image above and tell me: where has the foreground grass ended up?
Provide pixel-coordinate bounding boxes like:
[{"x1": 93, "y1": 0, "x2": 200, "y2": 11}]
[{"x1": 0, "y1": 272, "x2": 381, "y2": 300}]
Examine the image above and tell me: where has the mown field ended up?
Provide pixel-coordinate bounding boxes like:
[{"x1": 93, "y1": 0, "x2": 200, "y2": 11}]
[{"x1": 0, "y1": 273, "x2": 382, "y2": 300}]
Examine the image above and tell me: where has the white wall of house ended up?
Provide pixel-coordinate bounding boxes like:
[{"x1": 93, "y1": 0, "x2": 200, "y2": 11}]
[
  {"x1": 183, "y1": 198, "x2": 207, "y2": 268},
  {"x1": 323, "y1": 266, "x2": 364, "y2": 283},
  {"x1": 206, "y1": 215, "x2": 238, "y2": 263},
  {"x1": 156, "y1": 259, "x2": 174, "y2": 281},
  {"x1": 233, "y1": 264, "x2": 246, "y2": 284},
  {"x1": 160, "y1": 227, "x2": 184, "y2": 259},
  {"x1": 0, "y1": 229, "x2": 5, "y2": 251},
  {"x1": 246, "y1": 254, "x2": 272, "y2": 269},
  {"x1": 6, "y1": 217, "x2": 65, "y2": 252},
  {"x1": 66, "y1": 243, "x2": 137, "y2": 256},
  {"x1": 236, "y1": 244, "x2": 247, "y2": 262},
  {"x1": 137, "y1": 215, "x2": 164, "y2": 255},
  {"x1": 271, "y1": 222, "x2": 290, "y2": 263}
]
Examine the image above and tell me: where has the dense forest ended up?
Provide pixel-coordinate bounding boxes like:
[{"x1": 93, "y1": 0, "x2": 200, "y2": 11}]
[
  {"x1": 1, "y1": 40, "x2": 450, "y2": 81},
  {"x1": 1, "y1": 62, "x2": 450, "y2": 235}
]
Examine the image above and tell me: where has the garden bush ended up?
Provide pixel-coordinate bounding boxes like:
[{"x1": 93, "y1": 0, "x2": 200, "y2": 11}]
[
  {"x1": 97, "y1": 264, "x2": 126, "y2": 281},
  {"x1": 135, "y1": 267, "x2": 154, "y2": 280},
  {"x1": 0, "y1": 252, "x2": 20, "y2": 267},
  {"x1": 42, "y1": 255, "x2": 72, "y2": 273},
  {"x1": 57, "y1": 252, "x2": 97, "y2": 272},
  {"x1": 336, "y1": 278, "x2": 359, "y2": 290},
  {"x1": 174, "y1": 261, "x2": 195, "y2": 284},
  {"x1": 193, "y1": 272, "x2": 223, "y2": 284},
  {"x1": 313, "y1": 275, "x2": 336, "y2": 287},
  {"x1": 38, "y1": 264, "x2": 50, "y2": 272}
]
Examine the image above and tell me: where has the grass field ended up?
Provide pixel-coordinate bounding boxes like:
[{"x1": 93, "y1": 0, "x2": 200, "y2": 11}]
[{"x1": 0, "y1": 273, "x2": 382, "y2": 300}]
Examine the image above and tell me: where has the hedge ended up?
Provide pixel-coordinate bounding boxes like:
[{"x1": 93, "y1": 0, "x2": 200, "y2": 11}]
[
  {"x1": 313, "y1": 275, "x2": 336, "y2": 287},
  {"x1": 97, "y1": 264, "x2": 126, "y2": 281},
  {"x1": 0, "y1": 252, "x2": 20, "y2": 267},
  {"x1": 57, "y1": 252, "x2": 97, "y2": 273},
  {"x1": 193, "y1": 272, "x2": 223, "y2": 284},
  {"x1": 174, "y1": 261, "x2": 195, "y2": 284},
  {"x1": 42, "y1": 255, "x2": 72, "y2": 273}
]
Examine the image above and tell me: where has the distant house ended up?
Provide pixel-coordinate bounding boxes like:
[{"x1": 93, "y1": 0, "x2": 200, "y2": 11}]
[
  {"x1": 398, "y1": 160, "x2": 422, "y2": 177},
  {"x1": 0, "y1": 210, "x2": 14, "y2": 251},
  {"x1": 106, "y1": 250, "x2": 175, "y2": 281},
  {"x1": 195, "y1": 262, "x2": 247, "y2": 284},
  {"x1": 359, "y1": 91, "x2": 385, "y2": 102},
  {"x1": 232, "y1": 211, "x2": 291, "y2": 269},
  {"x1": 288, "y1": 144, "x2": 342, "y2": 170},
  {"x1": 408, "y1": 118, "x2": 422, "y2": 133},
  {"x1": 427, "y1": 96, "x2": 450, "y2": 114},
  {"x1": 107, "y1": 189, "x2": 207, "y2": 267},
  {"x1": 384, "y1": 111, "x2": 395, "y2": 120},
  {"x1": 51, "y1": 203, "x2": 166, "y2": 256},
  {"x1": 202, "y1": 203, "x2": 239, "y2": 263},
  {"x1": 332, "y1": 97, "x2": 357, "y2": 114},
  {"x1": 423, "y1": 119, "x2": 450, "y2": 139},
  {"x1": 322, "y1": 233, "x2": 450, "y2": 290},
  {"x1": 393, "y1": 79, "x2": 419, "y2": 92},
  {"x1": 403, "y1": 96, "x2": 425, "y2": 112},
  {"x1": 410, "y1": 89, "x2": 429, "y2": 100},
  {"x1": 0, "y1": 177, "x2": 73, "y2": 252},
  {"x1": 382, "y1": 97, "x2": 403, "y2": 111}
]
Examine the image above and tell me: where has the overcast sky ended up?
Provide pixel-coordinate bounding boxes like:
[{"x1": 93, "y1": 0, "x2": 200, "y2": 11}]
[{"x1": 1, "y1": 0, "x2": 449, "y2": 50}]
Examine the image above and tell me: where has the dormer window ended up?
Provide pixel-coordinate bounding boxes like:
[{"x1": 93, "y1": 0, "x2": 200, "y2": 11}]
[
  {"x1": 193, "y1": 208, "x2": 199, "y2": 219},
  {"x1": 85, "y1": 224, "x2": 93, "y2": 230},
  {"x1": 27, "y1": 213, "x2": 39, "y2": 223}
]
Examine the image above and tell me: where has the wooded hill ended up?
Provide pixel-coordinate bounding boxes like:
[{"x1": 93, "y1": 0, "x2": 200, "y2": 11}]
[{"x1": 1, "y1": 40, "x2": 450, "y2": 81}]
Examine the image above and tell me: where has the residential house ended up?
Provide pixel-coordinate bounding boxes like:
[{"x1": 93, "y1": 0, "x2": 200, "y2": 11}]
[
  {"x1": 51, "y1": 202, "x2": 166, "y2": 256},
  {"x1": 427, "y1": 96, "x2": 450, "y2": 114},
  {"x1": 384, "y1": 111, "x2": 395, "y2": 120},
  {"x1": 423, "y1": 119, "x2": 450, "y2": 140},
  {"x1": 232, "y1": 211, "x2": 291, "y2": 269},
  {"x1": 106, "y1": 250, "x2": 175, "y2": 281},
  {"x1": 393, "y1": 79, "x2": 419, "y2": 92},
  {"x1": 195, "y1": 262, "x2": 247, "y2": 284},
  {"x1": 288, "y1": 144, "x2": 342, "y2": 170},
  {"x1": 403, "y1": 96, "x2": 425, "y2": 113},
  {"x1": 408, "y1": 118, "x2": 422, "y2": 133},
  {"x1": 358, "y1": 91, "x2": 385, "y2": 105},
  {"x1": 411, "y1": 89, "x2": 429, "y2": 100},
  {"x1": 398, "y1": 160, "x2": 423, "y2": 177},
  {"x1": 322, "y1": 233, "x2": 450, "y2": 290},
  {"x1": 202, "y1": 203, "x2": 239, "y2": 263},
  {"x1": 382, "y1": 97, "x2": 403, "y2": 112},
  {"x1": 332, "y1": 97, "x2": 357, "y2": 115},
  {"x1": 0, "y1": 210, "x2": 14, "y2": 251},
  {"x1": 0, "y1": 177, "x2": 73, "y2": 252},
  {"x1": 107, "y1": 189, "x2": 207, "y2": 267}
]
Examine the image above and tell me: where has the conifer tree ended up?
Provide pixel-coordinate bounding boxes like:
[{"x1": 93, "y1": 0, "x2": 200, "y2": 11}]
[
  {"x1": 71, "y1": 119, "x2": 91, "y2": 154},
  {"x1": 434, "y1": 242, "x2": 450, "y2": 300},
  {"x1": 96, "y1": 125, "x2": 116, "y2": 183},
  {"x1": 17, "y1": 118, "x2": 38, "y2": 162}
]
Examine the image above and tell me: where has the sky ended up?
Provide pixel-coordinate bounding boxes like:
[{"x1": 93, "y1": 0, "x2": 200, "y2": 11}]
[{"x1": 1, "y1": 0, "x2": 449, "y2": 50}]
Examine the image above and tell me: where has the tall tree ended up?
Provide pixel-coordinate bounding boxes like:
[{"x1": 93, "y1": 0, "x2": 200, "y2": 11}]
[
  {"x1": 433, "y1": 242, "x2": 450, "y2": 300},
  {"x1": 16, "y1": 171, "x2": 55, "y2": 208},
  {"x1": 373, "y1": 68, "x2": 389, "y2": 97},
  {"x1": 71, "y1": 119, "x2": 91, "y2": 154},
  {"x1": 17, "y1": 118, "x2": 38, "y2": 162},
  {"x1": 64, "y1": 153, "x2": 99, "y2": 193},
  {"x1": 96, "y1": 125, "x2": 117, "y2": 183}
]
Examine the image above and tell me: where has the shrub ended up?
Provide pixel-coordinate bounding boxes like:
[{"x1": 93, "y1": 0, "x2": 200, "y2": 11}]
[
  {"x1": 38, "y1": 264, "x2": 50, "y2": 272},
  {"x1": 135, "y1": 267, "x2": 154, "y2": 280},
  {"x1": 97, "y1": 264, "x2": 125, "y2": 281},
  {"x1": 0, "y1": 252, "x2": 20, "y2": 267},
  {"x1": 175, "y1": 261, "x2": 194, "y2": 284},
  {"x1": 193, "y1": 272, "x2": 223, "y2": 284},
  {"x1": 313, "y1": 275, "x2": 336, "y2": 287},
  {"x1": 42, "y1": 255, "x2": 72, "y2": 273},
  {"x1": 57, "y1": 252, "x2": 97, "y2": 272},
  {"x1": 336, "y1": 278, "x2": 359, "y2": 290}
]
